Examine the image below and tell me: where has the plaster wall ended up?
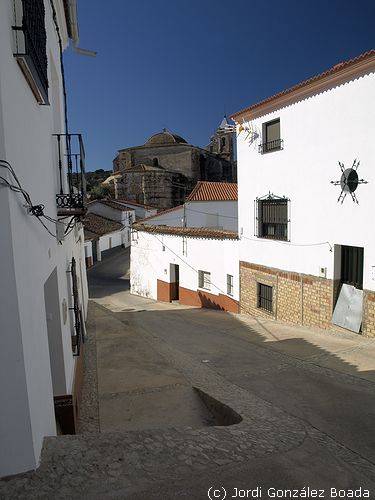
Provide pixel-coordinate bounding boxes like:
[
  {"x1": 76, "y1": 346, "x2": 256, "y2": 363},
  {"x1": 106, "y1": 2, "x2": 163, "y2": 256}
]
[
  {"x1": 87, "y1": 201, "x2": 135, "y2": 225},
  {"x1": 0, "y1": 0, "x2": 88, "y2": 476},
  {"x1": 236, "y1": 70, "x2": 375, "y2": 291},
  {"x1": 130, "y1": 231, "x2": 239, "y2": 302},
  {"x1": 143, "y1": 201, "x2": 238, "y2": 231},
  {"x1": 99, "y1": 230, "x2": 125, "y2": 252}
]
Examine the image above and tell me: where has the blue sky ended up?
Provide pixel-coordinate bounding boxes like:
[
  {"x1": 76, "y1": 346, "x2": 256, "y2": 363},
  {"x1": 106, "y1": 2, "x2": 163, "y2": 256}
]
[{"x1": 64, "y1": 0, "x2": 375, "y2": 172}]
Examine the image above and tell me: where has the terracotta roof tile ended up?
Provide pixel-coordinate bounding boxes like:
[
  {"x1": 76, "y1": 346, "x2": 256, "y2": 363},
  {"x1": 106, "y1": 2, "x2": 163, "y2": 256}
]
[
  {"x1": 133, "y1": 223, "x2": 238, "y2": 240},
  {"x1": 231, "y1": 49, "x2": 375, "y2": 119},
  {"x1": 83, "y1": 213, "x2": 123, "y2": 238},
  {"x1": 186, "y1": 181, "x2": 238, "y2": 202}
]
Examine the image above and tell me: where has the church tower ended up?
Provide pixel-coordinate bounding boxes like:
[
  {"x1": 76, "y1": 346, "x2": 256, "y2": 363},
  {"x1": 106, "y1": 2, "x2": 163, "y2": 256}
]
[{"x1": 208, "y1": 115, "x2": 236, "y2": 163}]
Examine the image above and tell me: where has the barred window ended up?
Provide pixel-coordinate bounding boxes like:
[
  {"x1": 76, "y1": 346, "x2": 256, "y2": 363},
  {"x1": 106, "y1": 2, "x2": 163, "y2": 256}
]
[
  {"x1": 198, "y1": 270, "x2": 211, "y2": 290},
  {"x1": 13, "y1": 0, "x2": 49, "y2": 104},
  {"x1": 227, "y1": 274, "x2": 233, "y2": 296},
  {"x1": 255, "y1": 194, "x2": 289, "y2": 241},
  {"x1": 257, "y1": 283, "x2": 273, "y2": 313}
]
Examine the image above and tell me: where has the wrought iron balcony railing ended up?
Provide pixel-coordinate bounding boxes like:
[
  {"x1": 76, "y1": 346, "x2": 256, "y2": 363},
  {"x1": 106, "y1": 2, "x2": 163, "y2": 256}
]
[
  {"x1": 54, "y1": 133, "x2": 86, "y2": 216},
  {"x1": 258, "y1": 138, "x2": 284, "y2": 154}
]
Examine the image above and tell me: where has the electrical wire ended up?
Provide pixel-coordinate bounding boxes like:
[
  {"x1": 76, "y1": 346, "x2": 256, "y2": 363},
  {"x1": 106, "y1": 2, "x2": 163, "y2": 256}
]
[
  {"x1": 240, "y1": 234, "x2": 333, "y2": 252},
  {"x1": 0, "y1": 159, "x2": 78, "y2": 239},
  {"x1": 185, "y1": 206, "x2": 238, "y2": 219}
]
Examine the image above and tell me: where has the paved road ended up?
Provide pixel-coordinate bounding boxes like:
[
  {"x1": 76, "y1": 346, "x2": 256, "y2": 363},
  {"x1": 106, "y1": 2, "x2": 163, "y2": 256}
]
[
  {"x1": 86, "y1": 250, "x2": 375, "y2": 498},
  {"x1": 2, "y1": 251, "x2": 375, "y2": 499}
]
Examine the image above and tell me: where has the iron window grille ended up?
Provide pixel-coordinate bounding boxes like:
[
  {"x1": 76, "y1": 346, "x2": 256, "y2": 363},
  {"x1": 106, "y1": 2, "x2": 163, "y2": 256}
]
[
  {"x1": 69, "y1": 257, "x2": 84, "y2": 356},
  {"x1": 255, "y1": 192, "x2": 290, "y2": 241},
  {"x1": 257, "y1": 283, "x2": 273, "y2": 313},
  {"x1": 54, "y1": 133, "x2": 87, "y2": 216},
  {"x1": 12, "y1": 0, "x2": 49, "y2": 104},
  {"x1": 259, "y1": 118, "x2": 283, "y2": 154},
  {"x1": 198, "y1": 270, "x2": 211, "y2": 290},
  {"x1": 227, "y1": 274, "x2": 234, "y2": 296}
]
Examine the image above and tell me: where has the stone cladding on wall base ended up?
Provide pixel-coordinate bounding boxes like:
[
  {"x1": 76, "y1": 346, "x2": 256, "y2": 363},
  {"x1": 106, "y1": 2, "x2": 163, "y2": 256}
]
[{"x1": 240, "y1": 261, "x2": 375, "y2": 337}]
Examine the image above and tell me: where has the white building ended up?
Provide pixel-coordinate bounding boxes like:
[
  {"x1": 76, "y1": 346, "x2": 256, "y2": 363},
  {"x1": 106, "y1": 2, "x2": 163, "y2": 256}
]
[
  {"x1": 0, "y1": 0, "x2": 89, "y2": 477},
  {"x1": 84, "y1": 198, "x2": 136, "y2": 266},
  {"x1": 115, "y1": 198, "x2": 158, "y2": 220},
  {"x1": 143, "y1": 180, "x2": 237, "y2": 231},
  {"x1": 131, "y1": 182, "x2": 239, "y2": 312},
  {"x1": 231, "y1": 50, "x2": 375, "y2": 335}
]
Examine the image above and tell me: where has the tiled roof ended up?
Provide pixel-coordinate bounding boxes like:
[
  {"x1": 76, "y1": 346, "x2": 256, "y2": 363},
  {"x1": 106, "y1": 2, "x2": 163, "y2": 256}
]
[
  {"x1": 137, "y1": 204, "x2": 184, "y2": 223},
  {"x1": 133, "y1": 223, "x2": 238, "y2": 240},
  {"x1": 231, "y1": 49, "x2": 375, "y2": 119},
  {"x1": 83, "y1": 213, "x2": 123, "y2": 239},
  {"x1": 186, "y1": 181, "x2": 238, "y2": 202}
]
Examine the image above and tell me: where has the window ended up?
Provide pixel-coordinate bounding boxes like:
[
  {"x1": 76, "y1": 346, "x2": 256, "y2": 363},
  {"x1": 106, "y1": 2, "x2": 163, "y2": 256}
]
[
  {"x1": 220, "y1": 137, "x2": 226, "y2": 152},
  {"x1": 259, "y1": 118, "x2": 283, "y2": 153},
  {"x1": 257, "y1": 283, "x2": 273, "y2": 313},
  {"x1": 256, "y1": 194, "x2": 289, "y2": 241},
  {"x1": 227, "y1": 274, "x2": 233, "y2": 296},
  {"x1": 12, "y1": 0, "x2": 49, "y2": 104},
  {"x1": 198, "y1": 270, "x2": 211, "y2": 290}
]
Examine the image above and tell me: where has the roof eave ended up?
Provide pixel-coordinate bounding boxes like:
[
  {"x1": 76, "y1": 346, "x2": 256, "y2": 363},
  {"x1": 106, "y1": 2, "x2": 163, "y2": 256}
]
[{"x1": 231, "y1": 51, "x2": 375, "y2": 122}]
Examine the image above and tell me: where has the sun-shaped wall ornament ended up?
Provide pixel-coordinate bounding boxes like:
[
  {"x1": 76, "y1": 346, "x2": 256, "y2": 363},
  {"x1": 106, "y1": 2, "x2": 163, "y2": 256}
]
[{"x1": 330, "y1": 159, "x2": 368, "y2": 204}]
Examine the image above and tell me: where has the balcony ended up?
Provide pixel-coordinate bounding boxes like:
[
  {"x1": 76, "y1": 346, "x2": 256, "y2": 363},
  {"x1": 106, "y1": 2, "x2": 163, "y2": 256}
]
[
  {"x1": 258, "y1": 138, "x2": 284, "y2": 154},
  {"x1": 55, "y1": 133, "x2": 86, "y2": 217}
]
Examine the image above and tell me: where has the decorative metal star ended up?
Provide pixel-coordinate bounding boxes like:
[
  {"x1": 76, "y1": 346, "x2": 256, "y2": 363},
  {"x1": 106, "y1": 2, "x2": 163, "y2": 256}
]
[{"x1": 330, "y1": 159, "x2": 368, "y2": 204}]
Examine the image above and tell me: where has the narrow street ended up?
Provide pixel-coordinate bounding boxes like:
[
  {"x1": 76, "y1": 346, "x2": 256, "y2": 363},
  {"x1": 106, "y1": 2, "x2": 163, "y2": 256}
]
[{"x1": 2, "y1": 249, "x2": 375, "y2": 499}]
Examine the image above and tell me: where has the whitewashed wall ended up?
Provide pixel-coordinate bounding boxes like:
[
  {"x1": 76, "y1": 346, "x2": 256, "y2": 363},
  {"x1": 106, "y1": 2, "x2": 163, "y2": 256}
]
[
  {"x1": 143, "y1": 201, "x2": 237, "y2": 231},
  {"x1": 99, "y1": 230, "x2": 124, "y2": 252},
  {"x1": 87, "y1": 201, "x2": 135, "y2": 226},
  {"x1": 0, "y1": 0, "x2": 88, "y2": 477},
  {"x1": 119, "y1": 201, "x2": 157, "y2": 220},
  {"x1": 236, "y1": 70, "x2": 375, "y2": 291},
  {"x1": 130, "y1": 231, "x2": 239, "y2": 301}
]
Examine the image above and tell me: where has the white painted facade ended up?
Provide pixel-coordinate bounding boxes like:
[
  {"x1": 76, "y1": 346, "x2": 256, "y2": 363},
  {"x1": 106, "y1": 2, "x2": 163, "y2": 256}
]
[
  {"x1": 141, "y1": 200, "x2": 237, "y2": 231},
  {"x1": 0, "y1": 0, "x2": 88, "y2": 477},
  {"x1": 86, "y1": 200, "x2": 135, "y2": 254},
  {"x1": 87, "y1": 200, "x2": 135, "y2": 227},
  {"x1": 131, "y1": 230, "x2": 239, "y2": 302},
  {"x1": 236, "y1": 64, "x2": 375, "y2": 291},
  {"x1": 116, "y1": 200, "x2": 157, "y2": 220}
]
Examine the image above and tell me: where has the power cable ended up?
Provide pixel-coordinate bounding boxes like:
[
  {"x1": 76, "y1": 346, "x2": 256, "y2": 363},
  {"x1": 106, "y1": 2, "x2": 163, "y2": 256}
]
[{"x1": 0, "y1": 159, "x2": 77, "y2": 239}]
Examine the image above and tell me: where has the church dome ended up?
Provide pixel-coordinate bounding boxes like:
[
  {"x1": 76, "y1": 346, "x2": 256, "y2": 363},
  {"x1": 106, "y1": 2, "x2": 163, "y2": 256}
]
[{"x1": 145, "y1": 129, "x2": 187, "y2": 146}]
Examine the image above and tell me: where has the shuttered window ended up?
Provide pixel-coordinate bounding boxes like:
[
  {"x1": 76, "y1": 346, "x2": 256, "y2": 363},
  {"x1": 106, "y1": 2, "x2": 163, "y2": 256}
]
[
  {"x1": 257, "y1": 198, "x2": 289, "y2": 241},
  {"x1": 259, "y1": 119, "x2": 283, "y2": 153},
  {"x1": 198, "y1": 270, "x2": 211, "y2": 290},
  {"x1": 227, "y1": 274, "x2": 233, "y2": 295}
]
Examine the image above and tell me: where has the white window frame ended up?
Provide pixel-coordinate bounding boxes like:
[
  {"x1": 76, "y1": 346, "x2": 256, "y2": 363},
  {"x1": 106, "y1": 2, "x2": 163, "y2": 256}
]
[
  {"x1": 198, "y1": 270, "x2": 211, "y2": 290},
  {"x1": 227, "y1": 274, "x2": 233, "y2": 296}
]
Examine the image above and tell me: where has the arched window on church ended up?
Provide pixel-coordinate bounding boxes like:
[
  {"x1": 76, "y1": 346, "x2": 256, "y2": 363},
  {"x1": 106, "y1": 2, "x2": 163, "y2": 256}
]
[
  {"x1": 220, "y1": 137, "x2": 226, "y2": 152},
  {"x1": 153, "y1": 158, "x2": 159, "y2": 167}
]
